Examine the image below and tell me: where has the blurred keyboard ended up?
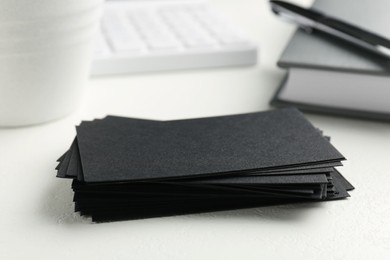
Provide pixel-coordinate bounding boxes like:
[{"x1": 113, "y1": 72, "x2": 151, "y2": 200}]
[{"x1": 92, "y1": 0, "x2": 257, "y2": 75}]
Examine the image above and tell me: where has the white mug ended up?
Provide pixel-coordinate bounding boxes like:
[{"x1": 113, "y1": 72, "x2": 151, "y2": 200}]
[{"x1": 0, "y1": 0, "x2": 103, "y2": 126}]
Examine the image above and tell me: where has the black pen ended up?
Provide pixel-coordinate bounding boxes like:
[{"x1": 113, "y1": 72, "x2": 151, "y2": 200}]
[{"x1": 270, "y1": 0, "x2": 390, "y2": 58}]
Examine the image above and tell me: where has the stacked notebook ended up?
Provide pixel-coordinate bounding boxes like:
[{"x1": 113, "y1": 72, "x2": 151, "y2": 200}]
[
  {"x1": 56, "y1": 108, "x2": 354, "y2": 222},
  {"x1": 272, "y1": 0, "x2": 390, "y2": 121}
]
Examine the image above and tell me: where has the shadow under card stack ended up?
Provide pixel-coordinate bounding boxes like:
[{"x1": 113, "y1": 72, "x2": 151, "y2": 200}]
[{"x1": 56, "y1": 108, "x2": 354, "y2": 222}]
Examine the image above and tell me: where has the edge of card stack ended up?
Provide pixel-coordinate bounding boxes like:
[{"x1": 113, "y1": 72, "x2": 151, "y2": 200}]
[{"x1": 56, "y1": 108, "x2": 354, "y2": 222}]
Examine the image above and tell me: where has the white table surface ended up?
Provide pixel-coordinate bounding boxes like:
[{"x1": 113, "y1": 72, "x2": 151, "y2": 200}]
[{"x1": 1, "y1": 0, "x2": 390, "y2": 259}]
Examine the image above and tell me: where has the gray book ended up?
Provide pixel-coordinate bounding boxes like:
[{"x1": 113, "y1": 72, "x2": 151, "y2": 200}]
[{"x1": 272, "y1": 0, "x2": 390, "y2": 121}]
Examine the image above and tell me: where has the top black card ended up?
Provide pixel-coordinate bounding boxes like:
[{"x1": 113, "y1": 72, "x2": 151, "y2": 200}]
[{"x1": 76, "y1": 108, "x2": 345, "y2": 183}]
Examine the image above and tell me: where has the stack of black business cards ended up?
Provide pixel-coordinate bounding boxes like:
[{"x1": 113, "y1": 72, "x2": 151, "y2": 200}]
[{"x1": 56, "y1": 108, "x2": 354, "y2": 222}]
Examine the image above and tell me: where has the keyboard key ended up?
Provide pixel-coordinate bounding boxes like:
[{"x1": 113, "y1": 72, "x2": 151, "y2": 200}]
[
  {"x1": 146, "y1": 39, "x2": 178, "y2": 51},
  {"x1": 182, "y1": 37, "x2": 214, "y2": 49},
  {"x1": 94, "y1": 32, "x2": 111, "y2": 55},
  {"x1": 105, "y1": 32, "x2": 143, "y2": 52},
  {"x1": 102, "y1": 13, "x2": 143, "y2": 52},
  {"x1": 129, "y1": 10, "x2": 178, "y2": 51},
  {"x1": 218, "y1": 34, "x2": 249, "y2": 46}
]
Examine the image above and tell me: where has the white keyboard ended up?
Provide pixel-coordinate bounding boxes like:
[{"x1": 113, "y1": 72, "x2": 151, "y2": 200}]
[{"x1": 92, "y1": 0, "x2": 257, "y2": 75}]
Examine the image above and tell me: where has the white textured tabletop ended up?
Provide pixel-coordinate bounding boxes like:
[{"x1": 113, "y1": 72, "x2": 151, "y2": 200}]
[{"x1": 1, "y1": 0, "x2": 389, "y2": 259}]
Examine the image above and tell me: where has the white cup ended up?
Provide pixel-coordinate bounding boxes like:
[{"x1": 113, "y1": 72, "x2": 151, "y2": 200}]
[{"x1": 0, "y1": 0, "x2": 103, "y2": 126}]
